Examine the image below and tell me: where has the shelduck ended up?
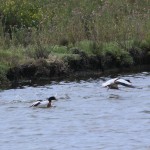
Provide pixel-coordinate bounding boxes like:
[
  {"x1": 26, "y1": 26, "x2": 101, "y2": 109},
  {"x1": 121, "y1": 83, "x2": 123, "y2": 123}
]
[
  {"x1": 30, "y1": 96, "x2": 57, "y2": 108},
  {"x1": 102, "y1": 78, "x2": 135, "y2": 89}
]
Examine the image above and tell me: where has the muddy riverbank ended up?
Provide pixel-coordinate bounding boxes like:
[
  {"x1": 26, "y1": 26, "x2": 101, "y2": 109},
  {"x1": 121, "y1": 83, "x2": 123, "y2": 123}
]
[{"x1": 2, "y1": 47, "x2": 150, "y2": 89}]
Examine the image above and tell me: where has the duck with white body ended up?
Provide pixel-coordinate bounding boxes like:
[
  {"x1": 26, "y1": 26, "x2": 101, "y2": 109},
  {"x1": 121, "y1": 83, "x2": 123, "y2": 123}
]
[
  {"x1": 30, "y1": 96, "x2": 57, "y2": 108},
  {"x1": 102, "y1": 78, "x2": 135, "y2": 89}
]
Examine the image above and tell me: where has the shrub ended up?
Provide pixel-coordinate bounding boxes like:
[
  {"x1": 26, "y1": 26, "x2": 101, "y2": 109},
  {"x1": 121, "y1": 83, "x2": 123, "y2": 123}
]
[
  {"x1": 76, "y1": 40, "x2": 97, "y2": 55},
  {"x1": 102, "y1": 42, "x2": 133, "y2": 67},
  {"x1": 0, "y1": 0, "x2": 43, "y2": 39}
]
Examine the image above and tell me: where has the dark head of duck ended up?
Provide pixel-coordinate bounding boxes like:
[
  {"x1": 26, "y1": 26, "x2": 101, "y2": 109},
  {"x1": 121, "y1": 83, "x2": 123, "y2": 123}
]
[{"x1": 47, "y1": 96, "x2": 57, "y2": 102}]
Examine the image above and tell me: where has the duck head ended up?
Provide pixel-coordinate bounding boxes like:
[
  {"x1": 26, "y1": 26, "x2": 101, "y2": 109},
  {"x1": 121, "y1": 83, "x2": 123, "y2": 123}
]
[{"x1": 47, "y1": 96, "x2": 57, "y2": 102}]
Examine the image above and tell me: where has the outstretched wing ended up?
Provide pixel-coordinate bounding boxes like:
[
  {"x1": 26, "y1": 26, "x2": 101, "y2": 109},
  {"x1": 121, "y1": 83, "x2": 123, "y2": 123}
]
[
  {"x1": 102, "y1": 78, "x2": 118, "y2": 87},
  {"x1": 115, "y1": 79, "x2": 135, "y2": 88}
]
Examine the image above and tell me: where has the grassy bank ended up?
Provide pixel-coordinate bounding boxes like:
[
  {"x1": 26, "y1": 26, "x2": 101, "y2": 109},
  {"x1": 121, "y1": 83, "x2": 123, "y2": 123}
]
[{"x1": 0, "y1": 0, "x2": 150, "y2": 86}]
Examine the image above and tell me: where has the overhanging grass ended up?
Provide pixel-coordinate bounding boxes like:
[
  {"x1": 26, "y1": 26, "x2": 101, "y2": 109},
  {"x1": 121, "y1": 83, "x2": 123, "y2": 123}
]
[
  {"x1": 102, "y1": 42, "x2": 134, "y2": 66},
  {"x1": 0, "y1": 48, "x2": 26, "y2": 67},
  {"x1": 0, "y1": 63, "x2": 10, "y2": 82},
  {"x1": 50, "y1": 45, "x2": 70, "y2": 54},
  {"x1": 76, "y1": 40, "x2": 96, "y2": 55}
]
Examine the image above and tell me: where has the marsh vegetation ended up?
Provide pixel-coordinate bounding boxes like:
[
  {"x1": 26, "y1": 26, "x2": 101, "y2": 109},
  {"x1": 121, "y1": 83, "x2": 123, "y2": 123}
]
[{"x1": 0, "y1": 0, "x2": 150, "y2": 85}]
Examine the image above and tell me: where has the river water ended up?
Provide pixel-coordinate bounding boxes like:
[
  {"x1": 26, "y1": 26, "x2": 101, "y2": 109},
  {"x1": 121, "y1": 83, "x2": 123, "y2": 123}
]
[{"x1": 0, "y1": 72, "x2": 150, "y2": 150}]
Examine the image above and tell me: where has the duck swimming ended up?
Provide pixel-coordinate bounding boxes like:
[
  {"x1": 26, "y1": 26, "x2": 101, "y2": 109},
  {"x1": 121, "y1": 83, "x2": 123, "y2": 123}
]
[
  {"x1": 30, "y1": 96, "x2": 57, "y2": 108},
  {"x1": 102, "y1": 78, "x2": 135, "y2": 89}
]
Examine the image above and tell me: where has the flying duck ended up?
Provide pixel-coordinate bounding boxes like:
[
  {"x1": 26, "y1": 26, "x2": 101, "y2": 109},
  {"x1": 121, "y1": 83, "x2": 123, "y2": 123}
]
[
  {"x1": 102, "y1": 78, "x2": 135, "y2": 89},
  {"x1": 30, "y1": 96, "x2": 57, "y2": 108}
]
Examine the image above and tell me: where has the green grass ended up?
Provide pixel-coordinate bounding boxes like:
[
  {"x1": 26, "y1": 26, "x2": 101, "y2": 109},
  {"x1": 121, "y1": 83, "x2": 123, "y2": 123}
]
[
  {"x1": 105, "y1": 42, "x2": 133, "y2": 64},
  {"x1": 50, "y1": 45, "x2": 70, "y2": 54},
  {"x1": 0, "y1": 0, "x2": 150, "y2": 47},
  {"x1": 76, "y1": 40, "x2": 97, "y2": 55},
  {"x1": 0, "y1": 0, "x2": 150, "y2": 84}
]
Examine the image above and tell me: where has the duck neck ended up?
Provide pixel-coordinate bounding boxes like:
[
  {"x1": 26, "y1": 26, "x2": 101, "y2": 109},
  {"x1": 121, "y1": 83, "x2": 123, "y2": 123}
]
[{"x1": 47, "y1": 101, "x2": 52, "y2": 107}]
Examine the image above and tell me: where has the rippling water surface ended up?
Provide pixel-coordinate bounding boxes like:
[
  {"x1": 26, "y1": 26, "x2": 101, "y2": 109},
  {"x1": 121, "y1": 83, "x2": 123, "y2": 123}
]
[{"x1": 0, "y1": 72, "x2": 150, "y2": 150}]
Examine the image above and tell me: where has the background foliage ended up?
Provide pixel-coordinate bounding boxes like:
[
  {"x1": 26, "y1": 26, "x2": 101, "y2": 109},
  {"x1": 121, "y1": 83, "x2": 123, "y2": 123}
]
[{"x1": 0, "y1": 0, "x2": 150, "y2": 83}]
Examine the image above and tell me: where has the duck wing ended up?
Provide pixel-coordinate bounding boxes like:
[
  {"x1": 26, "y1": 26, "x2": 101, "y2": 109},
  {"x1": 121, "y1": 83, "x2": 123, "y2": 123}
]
[
  {"x1": 115, "y1": 79, "x2": 135, "y2": 88},
  {"x1": 102, "y1": 78, "x2": 118, "y2": 87},
  {"x1": 30, "y1": 101, "x2": 41, "y2": 107}
]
